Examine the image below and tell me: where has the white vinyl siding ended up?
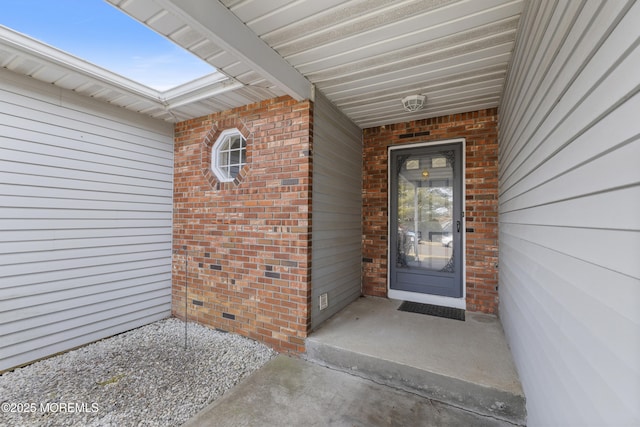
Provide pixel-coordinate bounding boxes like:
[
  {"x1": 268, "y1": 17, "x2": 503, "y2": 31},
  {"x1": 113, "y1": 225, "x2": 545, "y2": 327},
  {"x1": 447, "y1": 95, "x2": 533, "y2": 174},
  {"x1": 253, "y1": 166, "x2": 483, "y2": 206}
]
[
  {"x1": 498, "y1": 1, "x2": 640, "y2": 426},
  {"x1": 0, "y1": 68, "x2": 174, "y2": 372},
  {"x1": 311, "y1": 91, "x2": 362, "y2": 328}
]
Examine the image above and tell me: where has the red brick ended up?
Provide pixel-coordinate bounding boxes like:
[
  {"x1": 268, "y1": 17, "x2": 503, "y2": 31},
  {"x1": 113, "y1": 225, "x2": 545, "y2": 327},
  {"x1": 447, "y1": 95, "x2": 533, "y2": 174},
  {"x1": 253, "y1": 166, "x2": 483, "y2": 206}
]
[{"x1": 172, "y1": 96, "x2": 313, "y2": 353}]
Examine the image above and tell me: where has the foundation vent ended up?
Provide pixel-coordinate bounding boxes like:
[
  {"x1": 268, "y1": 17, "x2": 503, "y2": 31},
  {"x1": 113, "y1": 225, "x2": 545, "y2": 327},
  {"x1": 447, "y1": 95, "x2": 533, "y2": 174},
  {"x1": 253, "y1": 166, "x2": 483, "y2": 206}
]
[{"x1": 319, "y1": 293, "x2": 329, "y2": 311}]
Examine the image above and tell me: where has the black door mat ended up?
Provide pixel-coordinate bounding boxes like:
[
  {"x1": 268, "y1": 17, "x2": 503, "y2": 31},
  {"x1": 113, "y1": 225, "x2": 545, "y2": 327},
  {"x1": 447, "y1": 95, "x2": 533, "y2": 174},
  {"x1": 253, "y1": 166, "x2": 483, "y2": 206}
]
[{"x1": 398, "y1": 301, "x2": 465, "y2": 321}]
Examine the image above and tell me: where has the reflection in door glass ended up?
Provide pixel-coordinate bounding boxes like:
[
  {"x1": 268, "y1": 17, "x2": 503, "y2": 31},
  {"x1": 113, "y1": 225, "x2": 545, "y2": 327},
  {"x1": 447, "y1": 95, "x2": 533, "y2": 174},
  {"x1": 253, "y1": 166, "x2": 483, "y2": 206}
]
[{"x1": 395, "y1": 151, "x2": 454, "y2": 273}]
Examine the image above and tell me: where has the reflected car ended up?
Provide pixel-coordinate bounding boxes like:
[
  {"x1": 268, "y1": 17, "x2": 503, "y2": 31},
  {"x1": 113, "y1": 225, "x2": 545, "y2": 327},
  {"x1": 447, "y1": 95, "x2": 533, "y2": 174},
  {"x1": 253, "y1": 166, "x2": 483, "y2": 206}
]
[{"x1": 406, "y1": 230, "x2": 422, "y2": 243}]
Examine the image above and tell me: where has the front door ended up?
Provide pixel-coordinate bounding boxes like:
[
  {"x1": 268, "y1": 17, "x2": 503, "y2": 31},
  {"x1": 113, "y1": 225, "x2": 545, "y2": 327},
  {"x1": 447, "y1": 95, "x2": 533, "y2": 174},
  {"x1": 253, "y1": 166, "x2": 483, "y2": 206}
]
[{"x1": 389, "y1": 141, "x2": 463, "y2": 297}]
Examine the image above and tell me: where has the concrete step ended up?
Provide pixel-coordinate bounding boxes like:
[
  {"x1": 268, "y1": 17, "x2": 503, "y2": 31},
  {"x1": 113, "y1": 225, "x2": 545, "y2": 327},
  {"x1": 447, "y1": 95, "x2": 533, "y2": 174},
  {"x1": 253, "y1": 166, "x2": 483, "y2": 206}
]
[
  {"x1": 305, "y1": 297, "x2": 526, "y2": 425},
  {"x1": 184, "y1": 355, "x2": 520, "y2": 427}
]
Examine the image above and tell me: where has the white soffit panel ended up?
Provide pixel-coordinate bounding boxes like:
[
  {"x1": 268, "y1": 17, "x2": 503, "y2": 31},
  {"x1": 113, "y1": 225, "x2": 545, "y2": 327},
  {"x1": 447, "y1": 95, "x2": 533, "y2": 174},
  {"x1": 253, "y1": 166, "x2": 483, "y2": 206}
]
[{"x1": 221, "y1": 0, "x2": 524, "y2": 127}]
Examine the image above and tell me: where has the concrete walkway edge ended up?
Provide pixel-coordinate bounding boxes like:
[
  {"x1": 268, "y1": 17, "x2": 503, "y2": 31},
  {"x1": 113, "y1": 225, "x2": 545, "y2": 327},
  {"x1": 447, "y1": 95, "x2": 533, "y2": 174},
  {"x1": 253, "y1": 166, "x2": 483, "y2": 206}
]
[
  {"x1": 305, "y1": 342, "x2": 526, "y2": 425},
  {"x1": 182, "y1": 355, "x2": 522, "y2": 427}
]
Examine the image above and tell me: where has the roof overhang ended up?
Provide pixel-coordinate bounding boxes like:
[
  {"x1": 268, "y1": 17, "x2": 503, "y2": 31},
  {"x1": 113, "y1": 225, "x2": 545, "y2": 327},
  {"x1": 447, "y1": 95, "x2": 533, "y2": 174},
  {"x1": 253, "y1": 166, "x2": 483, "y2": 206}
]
[
  {"x1": 0, "y1": 25, "x2": 251, "y2": 122},
  {"x1": 1, "y1": 0, "x2": 525, "y2": 128}
]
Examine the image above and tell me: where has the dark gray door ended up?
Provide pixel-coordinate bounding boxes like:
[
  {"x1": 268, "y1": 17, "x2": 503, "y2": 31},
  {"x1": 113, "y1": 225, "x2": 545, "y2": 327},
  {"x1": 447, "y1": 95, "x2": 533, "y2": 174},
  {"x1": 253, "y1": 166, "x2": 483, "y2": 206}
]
[{"x1": 390, "y1": 142, "x2": 463, "y2": 297}]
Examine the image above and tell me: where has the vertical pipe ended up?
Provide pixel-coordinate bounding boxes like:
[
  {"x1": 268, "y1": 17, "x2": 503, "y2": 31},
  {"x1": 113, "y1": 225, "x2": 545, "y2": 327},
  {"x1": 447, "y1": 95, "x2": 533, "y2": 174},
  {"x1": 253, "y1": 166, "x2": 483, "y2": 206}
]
[
  {"x1": 413, "y1": 185, "x2": 419, "y2": 260},
  {"x1": 183, "y1": 245, "x2": 187, "y2": 349}
]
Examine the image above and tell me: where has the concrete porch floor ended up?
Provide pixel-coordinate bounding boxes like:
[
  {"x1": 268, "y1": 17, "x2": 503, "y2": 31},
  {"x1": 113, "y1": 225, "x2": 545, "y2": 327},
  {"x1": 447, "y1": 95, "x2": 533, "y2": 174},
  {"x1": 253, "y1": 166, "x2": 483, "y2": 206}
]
[
  {"x1": 305, "y1": 296, "x2": 526, "y2": 425},
  {"x1": 183, "y1": 296, "x2": 526, "y2": 427}
]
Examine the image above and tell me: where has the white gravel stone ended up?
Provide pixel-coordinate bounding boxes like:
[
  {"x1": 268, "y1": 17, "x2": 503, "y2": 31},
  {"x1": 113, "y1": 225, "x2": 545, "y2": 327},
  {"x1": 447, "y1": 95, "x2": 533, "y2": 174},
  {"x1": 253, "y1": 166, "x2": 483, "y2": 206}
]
[{"x1": 0, "y1": 318, "x2": 277, "y2": 427}]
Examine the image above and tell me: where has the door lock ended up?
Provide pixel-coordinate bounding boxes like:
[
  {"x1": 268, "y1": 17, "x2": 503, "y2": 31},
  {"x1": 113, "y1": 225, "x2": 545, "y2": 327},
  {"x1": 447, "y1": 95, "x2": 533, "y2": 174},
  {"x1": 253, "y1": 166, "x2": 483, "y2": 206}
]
[{"x1": 457, "y1": 220, "x2": 461, "y2": 232}]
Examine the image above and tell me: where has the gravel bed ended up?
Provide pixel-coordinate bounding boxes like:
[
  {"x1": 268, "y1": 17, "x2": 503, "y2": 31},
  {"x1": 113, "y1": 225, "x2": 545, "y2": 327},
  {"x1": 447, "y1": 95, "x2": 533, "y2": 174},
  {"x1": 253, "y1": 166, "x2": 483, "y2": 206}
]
[{"x1": 0, "y1": 318, "x2": 277, "y2": 427}]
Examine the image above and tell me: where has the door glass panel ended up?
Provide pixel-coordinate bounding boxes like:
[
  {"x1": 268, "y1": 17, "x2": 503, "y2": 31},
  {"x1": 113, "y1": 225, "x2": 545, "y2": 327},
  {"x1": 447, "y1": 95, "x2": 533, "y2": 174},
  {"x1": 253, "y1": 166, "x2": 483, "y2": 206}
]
[{"x1": 395, "y1": 151, "x2": 455, "y2": 273}]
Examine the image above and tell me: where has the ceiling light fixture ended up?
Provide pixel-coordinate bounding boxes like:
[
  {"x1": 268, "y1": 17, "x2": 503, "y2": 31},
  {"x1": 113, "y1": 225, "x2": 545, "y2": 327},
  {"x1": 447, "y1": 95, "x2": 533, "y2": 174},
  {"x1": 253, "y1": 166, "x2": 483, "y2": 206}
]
[{"x1": 401, "y1": 94, "x2": 426, "y2": 112}]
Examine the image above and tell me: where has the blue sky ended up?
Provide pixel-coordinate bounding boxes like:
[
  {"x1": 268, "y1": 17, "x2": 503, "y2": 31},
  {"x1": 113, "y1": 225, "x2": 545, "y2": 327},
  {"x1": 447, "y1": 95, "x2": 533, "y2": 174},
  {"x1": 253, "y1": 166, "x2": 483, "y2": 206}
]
[{"x1": 0, "y1": 0, "x2": 216, "y2": 91}]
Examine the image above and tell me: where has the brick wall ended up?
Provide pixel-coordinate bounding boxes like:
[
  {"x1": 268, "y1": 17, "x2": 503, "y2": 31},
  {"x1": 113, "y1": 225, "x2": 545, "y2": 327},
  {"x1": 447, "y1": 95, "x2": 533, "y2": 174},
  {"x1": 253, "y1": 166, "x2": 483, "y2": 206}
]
[
  {"x1": 362, "y1": 109, "x2": 499, "y2": 313},
  {"x1": 172, "y1": 96, "x2": 313, "y2": 353}
]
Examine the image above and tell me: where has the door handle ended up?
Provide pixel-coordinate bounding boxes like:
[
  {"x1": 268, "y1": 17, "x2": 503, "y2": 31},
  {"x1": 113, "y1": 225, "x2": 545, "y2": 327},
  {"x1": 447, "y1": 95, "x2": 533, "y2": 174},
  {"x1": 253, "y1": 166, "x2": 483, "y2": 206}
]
[{"x1": 457, "y1": 220, "x2": 461, "y2": 233}]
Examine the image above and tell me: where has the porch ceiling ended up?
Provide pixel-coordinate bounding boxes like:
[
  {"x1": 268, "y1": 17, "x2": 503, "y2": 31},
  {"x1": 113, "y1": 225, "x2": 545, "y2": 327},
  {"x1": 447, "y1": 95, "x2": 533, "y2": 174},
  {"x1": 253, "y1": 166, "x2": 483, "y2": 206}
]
[{"x1": 1, "y1": 0, "x2": 524, "y2": 128}]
